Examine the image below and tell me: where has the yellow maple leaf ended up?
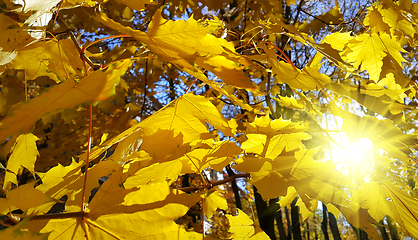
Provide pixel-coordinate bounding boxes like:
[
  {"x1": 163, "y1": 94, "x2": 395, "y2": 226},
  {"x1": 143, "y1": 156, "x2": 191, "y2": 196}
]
[
  {"x1": 353, "y1": 181, "x2": 418, "y2": 238},
  {"x1": 326, "y1": 82, "x2": 407, "y2": 123},
  {"x1": 337, "y1": 204, "x2": 380, "y2": 239},
  {"x1": 23, "y1": 169, "x2": 203, "y2": 239},
  {"x1": 29, "y1": 159, "x2": 120, "y2": 214},
  {"x1": 264, "y1": 47, "x2": 332, "y2": 91},
  {"x1": 241, "y1": 115, "x2": 310, "y2": 158},
  {"x1": 179, "y1": 140, "x2": 242, "y2": 173},
  {"x1": 95, "y1": 8, "x2": 253, "y2": 89},
  {"x1": 0, "y1": 182, "x2": 52, "y2": 215},
  {"x1": 123, "y1": 160, "x2": 183, "y2": 189},
  {"x1": 8, "y1": 39, "x2": 84, "y2": 82},
  {"x1": 226, "y1": 209, "x2": 270, "y2": 239},
  {"x1": 109, "y1": 94, "x2": 237, "y2": 163},
  {"x1": 0, "y1": 59, "x2": 132, "y2": 141},
  {"x1": 344, "y1": 32, "x2": 406, "y2": 82},
  {"x1": 0, "y1": 14, "x2": 34, "y2": 66},
  {"x1": 0, "y1": 218, "x2": 49, "y2": 240},
  {"x1": 204, "y1": 190, "x2": 228, "y2": 218},
  {"x1": 3, "y1": 133, "x2": 39, "y2": 190}
]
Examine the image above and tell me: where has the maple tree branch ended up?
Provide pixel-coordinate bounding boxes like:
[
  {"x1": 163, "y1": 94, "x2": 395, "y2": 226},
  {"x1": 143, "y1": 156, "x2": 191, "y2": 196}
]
[
  {"x1": 293, "y1": 0, "x2": 305, "y2": 24},
  {"x1": 177, "y1": 173, "x2": 250, "y2": 193},
  {"x1": 140, "y1": 54, "x2": 149, "y2": 118},
  {"x1": 67, "y1": 30, "x2": 101, "y2": 71}
]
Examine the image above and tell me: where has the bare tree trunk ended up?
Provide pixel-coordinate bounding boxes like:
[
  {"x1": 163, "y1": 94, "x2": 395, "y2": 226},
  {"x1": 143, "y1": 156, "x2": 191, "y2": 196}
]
[
  {"x1": 328, "y1": 211, "x2": 341, "y2": 240},
  {"x1": 225, "y1": 166, "x2": 242, "y2": 210},
  {"x1": 360, "y1": 229, "x2": 368, "y2": 240},
  {"x1": 253, "y1": 186, "x2": 277, "y2": 240},
  {"x1": 291, "y1": 198, "x2": 302, "y2": 240},
  {"x1": 284, "y1": 206, "x2": 292, "y2": 240},
  {"x1": 378, "y1": 220, "x2": 390, "y2": 240},
  {"x1": 321, "y1": 203, "x2": 330, "y2": 240},
  {"x1": 387, "y1": 216, "x2": 400, "y2": 240},
  {"x1": 276, "y1": 208, "x2": 287, "y2": 240},
  {"x1": 306, "y1": 221, "x2": 310, "y2": 240}
]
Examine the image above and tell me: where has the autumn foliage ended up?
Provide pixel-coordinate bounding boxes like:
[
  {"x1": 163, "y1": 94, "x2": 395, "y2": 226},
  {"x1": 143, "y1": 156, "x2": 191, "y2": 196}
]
[{"x1": 1, "y1": 0, "x2": 418, "y2": 239}]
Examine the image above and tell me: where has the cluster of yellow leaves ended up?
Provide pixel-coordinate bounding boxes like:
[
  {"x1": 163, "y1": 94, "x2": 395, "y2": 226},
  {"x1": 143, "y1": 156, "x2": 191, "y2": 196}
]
[{"x1": 1, "y1": 0, "x2": 418, "y2": 239}]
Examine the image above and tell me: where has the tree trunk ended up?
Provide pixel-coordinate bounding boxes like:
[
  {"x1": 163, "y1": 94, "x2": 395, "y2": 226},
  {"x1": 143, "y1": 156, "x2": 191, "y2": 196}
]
[
  {"x1": 284, "y1": 206, "x2": 292, "y2": 240},
  {"x1": 291, "y1": 198, "x2": 302, "y2": 240},
  {"x1": 378, "y1": 220, "x2": 390, "y2": 240},
  {"x1": 387, "y1": 216, "x2": 400, "y2": 240},
  {"x1": 321, "y1": 203, "x2": 330, "y2": 240},
  {"x1": 253, "y1": 186, "x2": 277, "y2": 240},
  {"x1": 328, "y1": 211, "x2": 341, "y2": 240},
  {"x1": 225, "y1": 165, "x2": 242, "y2": 210},
  {"x1": 360, "y1": 229, "x2": 368, "y2": 240},
  {"x1": 275, "y1": 208, "x2": 287, "y2": 240}
]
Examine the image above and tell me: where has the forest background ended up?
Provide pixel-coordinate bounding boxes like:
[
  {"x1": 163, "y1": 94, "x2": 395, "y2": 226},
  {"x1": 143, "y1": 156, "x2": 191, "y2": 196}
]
[{"x1": 0, "y1": 0, "x2": 418, "y2": 239}]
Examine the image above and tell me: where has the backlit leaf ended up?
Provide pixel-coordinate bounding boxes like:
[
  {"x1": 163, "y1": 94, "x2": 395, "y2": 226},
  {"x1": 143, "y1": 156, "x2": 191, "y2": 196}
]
[
  {"x1": 0, "y1": 218, "x2": 48, "y2": 240},
  {"x1": 344, "y1": 32, "x2": 406, "y2": 82},
  {"x1": 0, "y1": 60, "x2": 132, "y2": 141},
  {"x1": 264, "y1": 47, "x2": 332, "y2": 91},
  {"x1": 353, "y1": 180, "x2": 418, "y2": 238},
  {"x1": 204, "y1": 190, "x2": 228, "y2": 218},
  {"x1": 227, "y1": 209, "x2": 270, "y2": 239},
  {"x1": 8, "y1": 39, "x2": 84, "y2": 82},
  {"x1": 3, "y1": 133, "x2": 39, "y2": 190},
  {"x1": 0, "y1": 182, "x2": 52, "y2": 215},
  {"x1": 95, "y1": 8, "x2": 253, "y2": 89}
]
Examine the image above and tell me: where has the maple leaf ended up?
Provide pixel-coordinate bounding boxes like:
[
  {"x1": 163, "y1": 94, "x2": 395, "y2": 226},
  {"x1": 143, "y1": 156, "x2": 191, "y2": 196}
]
[
  {"x1": 3, "y1": 133, "x2": 40, "y2": 190},
  {"x1": 0, "y1": 59, "x2": 133, "y2": 141},
  {"x1": 0, "y1": 14, "x2": 34, "y2": 66},
  {"x1": 241, "y1": 115, "x2": 310, "y2": 158},
  {"x1": 8, "y1": 39, "x2": 84, "y2": 82},
  {"x1": 0, "y1": 182, "x2": 52, "y2": 215},
  {"x1": 264, "y1": 47, "x2": 332, "y2": 91},
  {"x1": 107, "y1": 94, "x2": 237, "y2": 163},
  {"x1": 353, "y1": 180, "x2": 418, "y2": 238},
  {"x1": 365, "y1": 1, "x2": 416, "y2": 37},
  {"x1": 337, "y1": 204, "x2": 380, "y2": 239},
  {"x1": 180, "y1": 66, "x2": 257, "y2": 112},
  {"x1": 123, "y1": 160, "x2": 183, "y2": 189},
  {"x1": 233, "y1": 152, "x2": 298, "y2": 199},
  {"x1": 4, "y1": 0, "x2": 60, "y2": 24},
  {"x1": 343, "y1": 32, "x2": 406, "y2": 82},
  {"x1": 95, "y1": 8, "x2": 253, "y2": 89},
  {"x1": 204, "y1": 190, "x2": 228, "y2": 218},
  {"x1": 179, "y1": 140, "x2": 242, "y2": 173},
  {"x1": 29, "y1": 159, "x2": 120, "y2": 214},
  {"x1": 0, "y1": 218, "x2": 49, "y2": 240},
  {"x1": 326, "y1": 82, "x2": 407, "y2": 123},
  {"x1": 226, "y1": 209, "x2": 270, "y2": 239}
]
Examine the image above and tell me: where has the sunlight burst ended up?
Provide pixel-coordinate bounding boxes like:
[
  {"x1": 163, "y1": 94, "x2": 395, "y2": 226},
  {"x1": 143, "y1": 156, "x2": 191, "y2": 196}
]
[{"x1": 329, "y1": 132, "x2": 375, "y2": 180}]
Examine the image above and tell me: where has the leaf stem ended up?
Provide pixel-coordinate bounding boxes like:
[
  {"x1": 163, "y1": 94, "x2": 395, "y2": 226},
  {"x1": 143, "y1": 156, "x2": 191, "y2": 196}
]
[{"x1": 80, "y1": 105, "x2": 93, "y2": 211}]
